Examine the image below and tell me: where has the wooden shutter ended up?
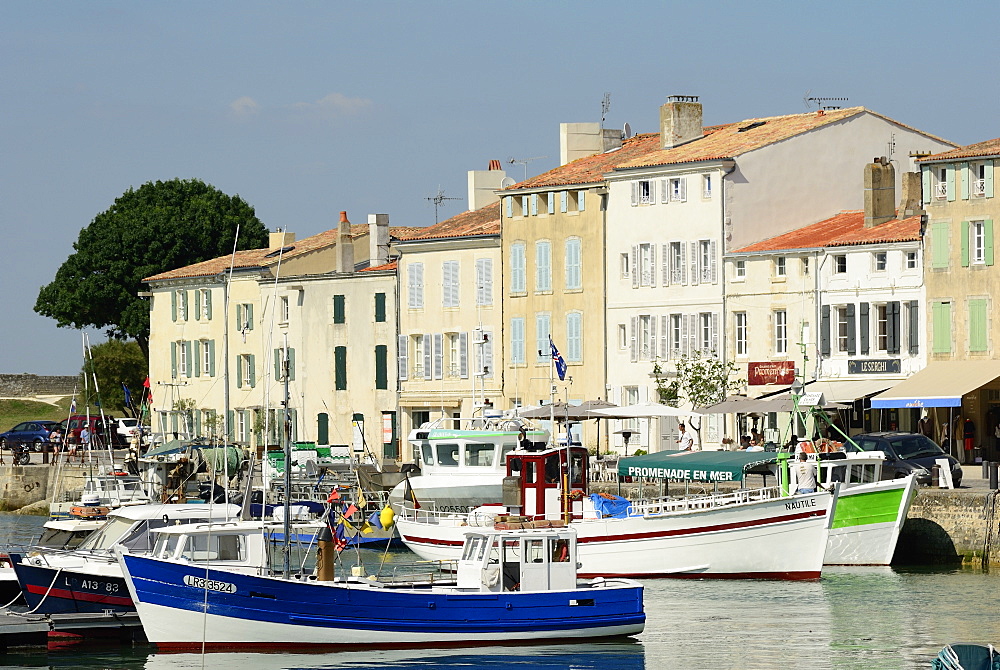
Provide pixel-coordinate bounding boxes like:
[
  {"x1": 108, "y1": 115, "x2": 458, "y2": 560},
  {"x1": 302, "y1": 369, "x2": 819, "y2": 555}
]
[
  {"x1": 946, "y1": 165, "x2": 956, "y2": 201},
  {"x1": 888, "y1": 301, "x2": 901, "y2": 354},
  {"x1": 335, "y1": 346, "x2": 348, "y2": 390},
  {"x1": 193, "y1": 341, "x2": 202, "y2": 377},
  {"x1": 662, "y1": 244, "x2": 670, "y2": 285},
  {"x1": 846, "y1": 304, "x2": 856, "y2": 355},
  {"x1": 660, "y1": 315, "x2": 669, "y2": 360},
  {"x1": 483, "y1": 331, "x2": 493, "y2": 378},
  {"x1": 650, "y1": 244, "x2": 657, "y2": 287},
  {"x1": 287, "y1": 348, "x2": 295, "y2": 381},
  {"x1": 987, "y1": 161, "x2": 995, "y2": 198},
  {"x1": 205, "y1": 289, "x2": 212, "y2": 319},
  {"x1": 630, "y1": 182, "x2": 638, "y2": 206},
  {"x1": 397, "y1": 335, "x2": 408, "y2": 381},
  {"x1": 986, "y1": 220, "x2": 995, "y2": 266},
  {"x1": 962, "y1": 220, "x2": 970, "y2": 267},
  {"x1": 820, "y1": 305, "x2": 831, "y2": 357},
  {"x1": 248, "y1": 354, "x2": 256, "y2": 388},
  {"x1": 660, "y1": 179, "x2": 669, "y2": 204},
  {"x1": 629, "y1": 317, "x2": 638, "y2": 362},
  {"x1": 711, "y1": 312, "x2": 719, "y2": 355},
  {"x1": 922, "y1": 168, "x2": 932, "y2": 206},
  {"x1": 689, "y1": 241, "x2": 699, "y2": 285},
  {"x1": 560, "y1": 191, "x2": 568, "y2": 213},
  {"x1": 859, "y1": 302, "x2": 870, "y2": 355},
  {"x1": 317, "y1": 413, "x2": 329, "y2": 446},
  {"x1": 171, "y1": 342, "x2": 177, "y2": 379},
  {"x1": 709, "y1": 239, "x2": 719, "y2": 284},
  {"x1": 375, "y1": 345, "x2": 388, "y2": 390},
  {"x1": 578, "y1": 190, "x2": 585, "y2": 211},
  {"x1": 433, "y1": 333, "x2": 444, "y2": 379},
  {"x1": 460, "y1": 332, "x2": 469, "y2": 378},
  {"x1": 171, "y1": 291, "x2": 177, "y2": 322},
  {"x1": 908, "y1": 301, "x2": 919, "y2": 355},
  {"x1": 961, "y1": 162, "x2": 970, "y2": 200},
  {"x1": 631, "y1": 246, "x2": 639, "y2": 288},
  {"x1": 208, "y1": 340, "x2": 216, "y2": 377},
  {"x1": 375, "y1": 293, "x2": 386, "y2": 322}
]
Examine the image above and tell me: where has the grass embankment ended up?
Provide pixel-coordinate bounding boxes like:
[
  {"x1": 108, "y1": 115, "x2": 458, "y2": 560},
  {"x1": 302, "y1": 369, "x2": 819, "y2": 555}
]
[{"x1": 0, "y1": 397, "x2": 74, "y2": 432}]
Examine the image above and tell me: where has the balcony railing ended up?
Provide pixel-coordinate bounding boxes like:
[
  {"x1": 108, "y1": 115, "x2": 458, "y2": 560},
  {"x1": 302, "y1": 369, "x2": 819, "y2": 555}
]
[
  {"x1": 935, "y1": 182, "x2": 947, "y2": 199},
  {"x1": 973, "y1": 179, "x2": 986, "y2": 197}
]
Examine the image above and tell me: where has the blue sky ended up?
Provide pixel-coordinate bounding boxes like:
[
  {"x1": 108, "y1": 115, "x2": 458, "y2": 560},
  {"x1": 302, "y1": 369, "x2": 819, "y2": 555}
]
[{"x1": 2, "y1": 1, "x2": 999, "y2": 376}]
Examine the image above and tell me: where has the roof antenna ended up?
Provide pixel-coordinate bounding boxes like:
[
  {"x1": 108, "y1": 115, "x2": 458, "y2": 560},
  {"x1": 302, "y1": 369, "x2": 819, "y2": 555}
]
[
  {"x1": 600, "y1": 92, "x2": 611, "y2": 130},
  {"x1": 425, "y1": 186, "x2": 461, "y2": 224},
  {"x1": 507, "y1": 156, "x2": 547, "y2": 181},
  {"x1": 803, "y1": 92, "x2": 850, "y2": 110}
]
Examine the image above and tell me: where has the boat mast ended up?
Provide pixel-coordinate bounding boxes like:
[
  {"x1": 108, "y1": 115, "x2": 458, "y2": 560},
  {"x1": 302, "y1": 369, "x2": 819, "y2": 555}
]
[{"x1": 281, "y1": 333, "x2": 292, "y2": 578}]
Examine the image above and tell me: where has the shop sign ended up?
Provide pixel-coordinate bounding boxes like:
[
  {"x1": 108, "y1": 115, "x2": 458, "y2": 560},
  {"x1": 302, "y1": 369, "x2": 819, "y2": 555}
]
[
  {"x1": 748, "y1": 361, "x2": 795, "y2": 386},
  {"x1": 847, "y1": 359, "x2": 900, "y2": 374}
]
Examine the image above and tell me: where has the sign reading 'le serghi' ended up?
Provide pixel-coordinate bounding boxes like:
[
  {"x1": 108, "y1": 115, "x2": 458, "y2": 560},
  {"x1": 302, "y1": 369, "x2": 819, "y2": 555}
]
[{"x1": 847, "y1": 359, "x2": 901, "y2": 375}]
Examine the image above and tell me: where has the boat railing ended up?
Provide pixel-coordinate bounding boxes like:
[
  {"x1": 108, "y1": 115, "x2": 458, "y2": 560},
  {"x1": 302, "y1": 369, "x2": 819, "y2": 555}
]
[
  {"x1": 397, "y1": 502, "x2": 481, "y2": 525},
  {"x1": 368, "y1": 559, "x2": 460, "y2": 585},
  {"x1": 630, "y1": 486, "x2": 784, "y2": 517}
]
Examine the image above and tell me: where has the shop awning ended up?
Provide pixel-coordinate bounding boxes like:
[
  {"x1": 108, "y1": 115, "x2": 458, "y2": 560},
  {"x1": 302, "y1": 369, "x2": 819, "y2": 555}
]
[
  {"x1": 618, "y1": 450, "x2": 777, "y2": 482},
  {"x1": 870, "y1": 361, "x2": 1000, "y2": 409}
]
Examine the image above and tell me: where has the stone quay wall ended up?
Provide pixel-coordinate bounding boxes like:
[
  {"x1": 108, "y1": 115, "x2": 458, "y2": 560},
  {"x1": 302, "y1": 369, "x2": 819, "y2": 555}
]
[
  {"x1": 894, "y1": 488, "x2": 1000, "y2": 565},
  {"x1": 0, "y1": 374, "x2": 76, "y2": 397},
  {"x1": 0, "y1": 464, "x2": 91, "y2": 512}
]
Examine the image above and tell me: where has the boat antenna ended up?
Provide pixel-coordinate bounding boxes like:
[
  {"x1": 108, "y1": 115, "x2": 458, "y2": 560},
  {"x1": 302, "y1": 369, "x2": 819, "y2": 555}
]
[{"x1": 223, "y1": 220, "x2": 242, "y2": 520}]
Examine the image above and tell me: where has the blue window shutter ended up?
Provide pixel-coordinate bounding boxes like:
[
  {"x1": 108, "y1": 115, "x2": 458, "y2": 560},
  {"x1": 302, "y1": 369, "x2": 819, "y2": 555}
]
[{"x1": 859, "y1": 303, "x2": 869, "y2": 355}]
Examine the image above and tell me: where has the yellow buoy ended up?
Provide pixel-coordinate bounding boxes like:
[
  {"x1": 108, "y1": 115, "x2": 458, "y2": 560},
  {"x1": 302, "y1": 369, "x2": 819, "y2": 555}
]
[{"x1": 379, "y1": 504, "x2": 395, "y2": 529}]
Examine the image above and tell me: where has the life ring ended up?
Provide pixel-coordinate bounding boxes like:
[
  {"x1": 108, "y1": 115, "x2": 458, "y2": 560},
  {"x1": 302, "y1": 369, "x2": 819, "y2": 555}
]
[{"x1": 567, "y1": 489, "x2": 584, "y2": 501}]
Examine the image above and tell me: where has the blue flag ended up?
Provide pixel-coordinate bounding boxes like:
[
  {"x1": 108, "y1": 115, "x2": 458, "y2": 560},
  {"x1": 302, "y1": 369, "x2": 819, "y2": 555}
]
[
  {"x1": 366, "y1": 509, "x2": 383, "y2": 530},
  {"x1": 550, "y1": 336, "x2": 567, "y2": 381},
  {"x1": 122, "y1": 383, "x2": 133, "y2": 408}
]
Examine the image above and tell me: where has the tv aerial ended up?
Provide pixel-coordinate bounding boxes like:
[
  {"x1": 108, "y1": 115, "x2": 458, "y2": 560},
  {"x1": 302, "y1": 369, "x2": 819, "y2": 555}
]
[
  {"x1": 508, "y1": 156, "x2": 547, "y2": 181},
  {"x1": 600, "y1": 92, "x2": 611, "y2": 129},
  {"x1": 425, "y1": 186, "x2": 461, "y2": 224},
  {"x1": 803, "y1": 91, "x2": 849, "y2": 110},
  {"x1": 623, "y1": 122, "x2": 632, "y2": 139}
]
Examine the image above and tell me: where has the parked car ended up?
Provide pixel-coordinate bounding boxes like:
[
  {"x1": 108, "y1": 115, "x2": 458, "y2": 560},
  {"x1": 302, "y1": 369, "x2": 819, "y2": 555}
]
[
  {"x1": 0, "y1": 420, "x2": 61, "y2": 451},
  {"x1": 114, "y1": 417, "x2": 150, "y2": 445},
  {"x1": 850, "y1": 431, "x2": 963, "y2": 487},
  {"x1": 64, "y1": 415, "x2": 125, "y2": 448}
]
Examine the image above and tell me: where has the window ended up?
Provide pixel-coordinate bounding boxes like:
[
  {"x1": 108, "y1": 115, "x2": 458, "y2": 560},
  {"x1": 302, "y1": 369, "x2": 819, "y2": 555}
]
[
  {"x1": 375, "y1": 293, "x2": 386, "y2": 322},
  {"x1": 834, "y1": 255, "x2": 847, "y2": 274},
  {"x1": 442, "y1": 260, "x2": 460, "y2": 308},
  {"x1": 475, "y1": 258, "x2": 493, "y2": 306},
  {"x1": 510, "y1": 243, "x2": 526, "y2": 294},
  {"x1": 447, "y1": 334, "x2": 460, "y2": 377},
  {"x1": 535, "y1": 241, "x2": 551, "y2": 292},
  {"x1": 969, "y1": 299, "x2": 988, "y2": 353},
  {"x1": 639, "y1": 315, "x2": 653, "y2": 360},
  {"x1": 636, "y1": 243, "x2": 654, "y2": 287},
  {"x1": 535, "y1": 313, "x2": 551, "y2": 363},
  {"x1": 639, "y1": 180, "x2": 652, "y2": 205},
  {"x1": 698, "y1": 313, "x2": 713, "y2": 352},
  {"x1": 802, "y1": 257, "x2": 810, "y2": 275},
  {"x1": 620, "y1": 252, "x2": 630, "y2": 279},
  {"x1": 876, "y1": 305, "x2": 888, "y2": 352},
  {"x1": 670, "y1": 242, "x2": 686, "y2": 284},
  {"x1": 333, "y1": 295, "x2": 345, "y2": 324},
  {"x1": 407, "y1": 263, "x2": 424, "y2": 308},
  {"x1": 197, "y1": 289, "x2": 212, "y2": 320},
  {"x1": 774, "y1": 310, "x2": 788, "y2": 355},
  {"x1": 618, "y1": 323, "x2": 627, "y2": 350},
  {"x1": 510, "y1": 318, "x2": 525, "y2": 365},
  {"x1": 735, "y1": 313, "x2": 748, "y2": 356},
  {"x1": 973, "y1": 163, "x2": 987, "y2": 197},
  {"x1": 565, "y1": 238, "x2": 582, "y2": 290},
  {"x1": 837, "y1": 307, "x2": 850, "y2": 353},
  {"x1": 670, "y1": 314, "x2": 683, "y2": 356},
  {"x1": 874, "y1": 252, "x2": 887, "y2": 272},
  {"x1": 201, "y1": 340, "x2": 215, "y2": 377},
  {"x1": 906, "y1": 251, "x2": 918, "y2": 269},
  {"x1": 703, "y1": 174, "x2": 712, "y2": 199},
  {"x1": 413, "y1": 335, "x2": 426, "y2": 378},
  {"x1": 734, "y1": 259, "x2": 746, "y2": 279},
  {"x1": 566, "y1": 312, "x2": 582, "y2": 362},
  {"x1": 698, "y1": 240, "x2": 716, "y2": 283},
  {"x1": 236, "y1": 411, "x2": 248, "y2": 444},
  {"x1": 280, "y1": 295, "x2": 290, "y2": 323},
  {"x1": 236, "y1": 303, "x2": 253, "y2": 333},
  {"x1": 932, "y1": 301, "x2": 952, "y2": 354},
  {"x1": 177, "y1": 341, "x2": 190, "y2": 378},
  {"x1": 971, "y1": 220, "x2": 986, "y2": 265},
  {"x1": 775, "y1": 256, "x2": 786, "y2": 277},
  {"x1": 273, "y1": 346, "x2": 295, "y2": 381},
  {"x1": 935, "y1": 167, "x2": 948, "y2": 199},
  {"x1": 670, "y1": 177, "x2": 687, "y2": 202},
  {"x1": 237, "y1": 353, "x2": 255, "y2": 388}
]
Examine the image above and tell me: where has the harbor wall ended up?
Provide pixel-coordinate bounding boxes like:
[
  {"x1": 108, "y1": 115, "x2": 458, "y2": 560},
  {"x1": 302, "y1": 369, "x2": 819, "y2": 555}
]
[
  {"x1": 0, "y1": 464, "x2": 90, "y2": 513},
  {"x1": 0, "y1": 373, "x2": 76, "y2": 397},
  {"x1": 893, "y1": 489, "x2": 999, "y2": 565}
]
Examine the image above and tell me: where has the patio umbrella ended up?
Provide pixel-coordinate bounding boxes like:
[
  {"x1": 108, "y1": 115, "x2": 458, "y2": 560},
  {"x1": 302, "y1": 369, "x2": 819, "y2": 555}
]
[
  {"x1": 590, "y1": 401, "x2": 705, "y2": 419},
  {"x1": 564, "y1": 399, "x2": 619, "y2": 420},
  {"x1": 517, "y1": 403, "x2": 573, "y2": 419},
  {"x1": 696, "y1": 395, "x2": 767, "y2": 414}
]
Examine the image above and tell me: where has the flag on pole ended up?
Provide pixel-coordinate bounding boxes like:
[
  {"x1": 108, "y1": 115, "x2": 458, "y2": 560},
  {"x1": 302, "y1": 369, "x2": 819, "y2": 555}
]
[
  {"x1": 341, "y1": 503, "x2": 359, "y2": 520},
  {"x1": 122, "y1": 383, "x2": 133, "y2": 408},
  {"x1": 403, "y1": 476, "x2": 421, "y2": 510},
  {"x1": 70, "y1": 397, "x2": 77, "y2": 415},
  {"x1": 331, "y1": 521, "x2": 348, "y2": 552},
  {"x1": 356, "y1": 487, "x2": 367, "y2": 509},
  {"x1": 549, "y1": 336, "x2": 567, "y2": 381},
  {"x1": 327, "y1": 488, "x2": 342, "y2": 503},
  {"x1": 366, "y1": 509, "x2": 384, "y2": 530},
  {"x1": 143, "y1": 376, "x2": 152, "y2": 404}
]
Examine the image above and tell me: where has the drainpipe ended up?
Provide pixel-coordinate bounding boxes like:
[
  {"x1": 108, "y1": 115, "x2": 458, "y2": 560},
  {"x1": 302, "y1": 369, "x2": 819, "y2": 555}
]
[{"x1": 720, "y1": 160, "x2": 737, "y2": 441}]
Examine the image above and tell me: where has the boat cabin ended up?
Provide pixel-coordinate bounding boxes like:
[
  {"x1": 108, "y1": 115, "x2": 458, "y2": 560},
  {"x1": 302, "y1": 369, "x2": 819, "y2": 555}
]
[
  {"x1": 505, "y1": 446, "x2": 589, "y2": 521},
  {"x1": 457, "y1": 527, "x2": 579, "y2": 593},
  {"x1": 408, "y1": 417, "x2": 548, "y2": 478}
]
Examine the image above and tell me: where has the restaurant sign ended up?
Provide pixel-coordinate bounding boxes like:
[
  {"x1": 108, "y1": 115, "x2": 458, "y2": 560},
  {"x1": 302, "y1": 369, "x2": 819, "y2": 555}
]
[
  {"x1": 847, "y1": 359, "x2": 901, "y2": 375},
  {"x1": 748, "y1": 361, "x2": 795, "y2": 386}
]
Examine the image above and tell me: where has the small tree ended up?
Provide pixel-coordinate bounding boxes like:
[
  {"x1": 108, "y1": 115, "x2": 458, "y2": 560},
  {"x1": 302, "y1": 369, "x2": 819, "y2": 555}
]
[
  {"x1": 671, "y1": 351, "x2": 744, "y2": 446},
  {"x1": 652, "y1": 360, "x2": 680, "y2": 406},
  {"x1": 81, "y1": 340, "x2": 148, "y2": 415}
]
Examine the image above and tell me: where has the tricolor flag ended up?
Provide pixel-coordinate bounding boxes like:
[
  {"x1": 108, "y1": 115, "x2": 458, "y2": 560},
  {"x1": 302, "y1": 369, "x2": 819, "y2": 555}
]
[
  {"x1": 550, "y1": 336, "x2": 567, "y2": 381},
  {"x1": 70, "y1": 397, "x2": 77, "y2": 414},
  {"x1": 332, "y1": 521, "x2": 348, "y2": 552},
  {"x1": 403, "y1": 476, "x2": 421, "y2": 510}
]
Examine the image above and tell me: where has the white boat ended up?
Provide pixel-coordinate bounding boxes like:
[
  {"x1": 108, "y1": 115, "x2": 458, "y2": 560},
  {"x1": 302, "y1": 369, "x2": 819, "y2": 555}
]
[
  {"x1": 397, "y1": 445, "x2": 837, "y2": 580},
  {"x1": 388, "y1": 415, "x2": 548, "y2": 513},
  {"x1": 118, "y1": 519, "x2": 645, "y2": 651}
]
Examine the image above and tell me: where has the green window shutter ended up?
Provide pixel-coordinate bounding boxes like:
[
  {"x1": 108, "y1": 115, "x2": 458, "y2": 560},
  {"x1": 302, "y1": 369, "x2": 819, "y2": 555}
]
[
  {"x1": 961, "y1": 220, "x2": 971, "y2": 267},
  {"x1": 193, "y1": 293, "x2": 200, "y2": 321},
  {"x1": 205, "y1": 290, "x2": 213, "y2": 319},
  {"x1": 288, "y1": 348, "x2": 295, "y2": 381},
  {"x1": 317, "y1": 413, "x2": 329, "y2": 446},
  {"x1": 932, "y1": 303, "x2": 952, "y2": 353},
  {"x1": 274, "y1": 348, "x2": 282, "y2": 381},
  {"x1": 931, "y1": 223, "x2": 950, "y2": 268},
  {"x1": 248, "y1": 354, "x2": 256, "y2": 388},
  {"x1": 208, "y1": 340, "x2": 216, "y2": 377},
  {"x1": 227, "y1": 410, "x2": 234, "y2": 441},
  {"x1": 970, "y1": 299, "x2": 988, "y2": 352},
  {"x1": 960, "y1": 162, "x2": 970, "y2": 200},
  {"x1": 335, "y1": 346, "x2": 347, "y2": 390},
  {"x1": 375, "y1": 293, "x2": 386, "y2": 322},
  {"x1": 235, "y1": 356, "x2": 242, "y2": 388},
  {"x1": 375, "y1": 344, "x2": 388, "y2": 390},
  {"x1": 171, "y1": 291, "x2": 177, "y2": 322},
  {"x1": 334, "y1": 295, "x2": 346, "y2": 324},
  {"x1": 946, "y1": 165, "x2": 956, "y2": 201},
  {"x1": 922, "y1": 168, "x2": 932, "y2": 206},
  {"x1": 246, "y1": 304, "x2": 253, "y2": 331},
  {"x1": 193, "y1": 340, "x2": 202, "y2": 377},
  {"x1": 986, "y1": 220, "x2": 994, "y2": 266},
  {"x1": 236, "y1": 304, "x2": 243, "y2": 331},
  {"x1": 170, "y1": 342, "x2": 177, "y2": 379}
]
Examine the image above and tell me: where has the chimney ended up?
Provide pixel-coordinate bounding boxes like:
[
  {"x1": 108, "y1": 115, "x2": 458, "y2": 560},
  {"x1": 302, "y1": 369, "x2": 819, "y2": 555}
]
[
  {"x1": 660, "y1": 95, "x2": 703, "y2": 149},
  {"x1": 335, "y1": 211, "x2": 355, "y2": 273},
  {"x1": 560, "y1": 122, "x2": 622, "y2": 165},
  {"x1": 863, "y1": 157, "x2": 896, "y2": 228},
  {"x1": 269, "y1": 229, "x2": 295, "y2": 250},
  {"x1": 467, "y1": 161, "x2": 508, "y2": 211},
  {"x1": 368, "y1": 213, "x2": 389, "y2": 267},
  {"x1": 898, "y1": 171, "x2": 924, "y2": 217}
]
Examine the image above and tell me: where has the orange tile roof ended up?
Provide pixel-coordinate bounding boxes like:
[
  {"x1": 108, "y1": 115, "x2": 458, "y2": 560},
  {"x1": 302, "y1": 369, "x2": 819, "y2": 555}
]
[
  {"x1": 145, "y1": 223, "x2": 409, "y2": 281},
  {"x1": 505, "y1": 133, "x2": 663, "y2": 190},
  {"x1": 919, "y1": 137, "x2": 1000, "y2": 162},
  {"x1": 734, "y1": 210, "x2": 921, "y2": 253},
  {"x1": 401, "y1": 201, "x2": 500, "y2": 241},
  {"x1": 362, "y1": 260, "x2": 398, "y2": 272}
]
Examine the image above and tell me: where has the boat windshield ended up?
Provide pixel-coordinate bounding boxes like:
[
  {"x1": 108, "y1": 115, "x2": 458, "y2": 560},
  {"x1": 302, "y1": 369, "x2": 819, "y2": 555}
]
[
  {"x1": 464, "y1": 442, "x2": 496, "y2": 467},
  {"x1": 78, "y1": 517, "x2": 136, "y2": 551},
  {"x1": 37, "y1": 528, "x2": 91, "y2": 551},
  {"x1": 436, "y1": 443, "x2": 460, "y2": 466}
]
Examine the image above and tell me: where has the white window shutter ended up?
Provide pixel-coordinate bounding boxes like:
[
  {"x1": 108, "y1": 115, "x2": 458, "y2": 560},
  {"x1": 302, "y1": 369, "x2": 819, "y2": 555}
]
[
  {"x1": 688, "y1": 314, "x2": 698, "y2": 354},
  {"x1": 660, "y1": 315, "x2": 669, "y2": 359},
  {"x1": 661, "y1": 179, "x2": 669, "y2": 204},
  {"x1": 459, "y1": 332, "x2": 469, "y2": 378},
  {"x1": 689, "y1": 241, "x2": 699, "y2": 285},
  {"x1": 631, "y1": 246, "x2": 639, "y2": 288},
  {"x1": 649, "y1": 316, "x2": 657, "y2": 358},
  {"x1": 681, "y1": 314, "x2": 690, "y2": 356},
  {"x1": 560, "y1": 191, "x2": 568, "y2": 213},
  {"x1": 631, "y1": 181, "x2": 638, "y2": 206},
  {"x1": 630, "y1": 316, "x2": 638, "y2": 362},
  {"x1": 680, "y1": 177, "x2": 688, "y2": 201},
  {"x1": 433, "y1": 333, "x2": 443, "y2": 379},
  {"x1": 416, "y1": 264, "x2": 425, "y2": 308},
  {"x1": 710, "y1": 239, "x2": 719, "y2": 284},
  {"x1": 423, "y1": 334, "x2": 432, "y2": 380},
  {"x1": 397, "y1": 335, "x2": 408, "y2": 381},
  {"x1": 662, "y1": 244, "x2": 670, "y2": 286},
  {"x1": 711, "y1": 312, "x2": 720, "y2": 355},
  {"x1": 649, "y1": 180, "x2": 657, "y2": 204},
  {"x1": 547, "y1": 192, "x2": 555, "y2": 214},
  {"x1": 650, "y1": 243, "x2": 657, "y2": 287},
  {"x1": 680, "y1": 242, "x2": 688, "y2": 284}
]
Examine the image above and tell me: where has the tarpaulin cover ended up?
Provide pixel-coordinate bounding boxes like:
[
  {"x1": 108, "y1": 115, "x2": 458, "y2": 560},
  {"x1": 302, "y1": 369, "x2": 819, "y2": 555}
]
[{"x1": 588, "y1": 493, "x2": 632, "y2": 518}]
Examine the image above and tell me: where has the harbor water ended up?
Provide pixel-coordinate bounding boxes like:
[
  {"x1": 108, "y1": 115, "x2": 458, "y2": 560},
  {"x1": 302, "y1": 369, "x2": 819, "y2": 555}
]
[{"x1": 1, "y1": 513, "x2": 998, "y2": 670}]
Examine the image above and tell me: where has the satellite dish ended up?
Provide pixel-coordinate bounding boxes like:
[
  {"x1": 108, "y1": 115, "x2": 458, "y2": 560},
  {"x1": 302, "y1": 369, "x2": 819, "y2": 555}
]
[
  {"x1": 500, "y1": 177, "x2": 516, "y2": 189},
  {"x1": 623, "y1": 122, "x2": 632, "y2": 139}
]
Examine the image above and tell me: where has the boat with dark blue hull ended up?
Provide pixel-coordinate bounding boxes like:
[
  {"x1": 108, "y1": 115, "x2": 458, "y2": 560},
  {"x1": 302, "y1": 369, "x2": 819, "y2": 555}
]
[{"x1": 120, "y1": 522, "x2": 645, "y2": 652}]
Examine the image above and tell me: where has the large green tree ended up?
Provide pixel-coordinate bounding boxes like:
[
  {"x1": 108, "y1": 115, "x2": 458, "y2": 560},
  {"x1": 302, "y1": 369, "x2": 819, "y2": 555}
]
[{"x1": 36, "y1": 178, "x2": 269, "y2": 359}]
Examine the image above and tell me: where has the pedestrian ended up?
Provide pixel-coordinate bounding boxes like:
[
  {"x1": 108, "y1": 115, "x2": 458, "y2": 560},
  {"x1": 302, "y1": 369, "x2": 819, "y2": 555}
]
[
  {"x1": 793, "y1": 452, "x2": 818, "y2": 494},
  {"x1": 48, "y1": 427, "x2": 63, "y2": 464},
  {"x1": 739, "y1": 435, "x2": 752, "y2": 450},
  {"x1": 676, "y1": 423, "x2": 694, "y2": 451},
  {"x1": 786, "y1": 434, "x2": 799, "y2": 453},
  {"x1": 80, "y1": 426, "x2": 91, "y2": 453},
  {"x1": 963, "y1": 418, "x2": 976, "y2": 464}
]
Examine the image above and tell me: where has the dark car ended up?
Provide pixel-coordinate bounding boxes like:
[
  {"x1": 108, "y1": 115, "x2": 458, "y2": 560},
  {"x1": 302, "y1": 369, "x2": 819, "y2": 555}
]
[
  {"x1": 0, "y1": 420, "x2": 61, "y2": 452},
  {"x1": 850, "y1": 431, "x2": 963, "y2": 487}
]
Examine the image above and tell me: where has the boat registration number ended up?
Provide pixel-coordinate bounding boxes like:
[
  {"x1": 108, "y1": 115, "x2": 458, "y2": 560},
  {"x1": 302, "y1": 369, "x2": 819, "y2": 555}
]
[{"x1": 183, "y1": 574, "x2": 237, "y2": 593}]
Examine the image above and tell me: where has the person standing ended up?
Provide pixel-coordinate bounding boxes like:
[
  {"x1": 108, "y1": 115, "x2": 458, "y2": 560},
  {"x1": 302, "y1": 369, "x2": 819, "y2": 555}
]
[
  {"x1": 793, "y1": 452, "x2": 818, "y2": 494},
  {"x1": 676, "y1": 423, "x2": 694, "y2": 451},
  {"x1": 48, "y1": 427, "x2": 63, "y2": 464},
  {"x1": 964, "y1": 418, "x2": 976, "y2": 464},
  {"x1": 80, "y1": 426, "x2": 91, "y2": 453}
]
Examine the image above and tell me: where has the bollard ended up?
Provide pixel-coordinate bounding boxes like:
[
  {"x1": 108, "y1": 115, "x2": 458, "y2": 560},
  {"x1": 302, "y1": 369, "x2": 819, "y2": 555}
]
[
  {"x1": 931, "y1": 464, "x2": 941, "y2": 487},
  {"x1": 984, "y1": 460, "x2": 991, "y2": 479},
  {"x1": 990, "y1": 462, "x2": 999, "y2": 491}
]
